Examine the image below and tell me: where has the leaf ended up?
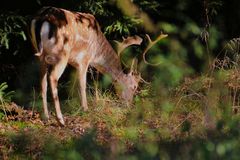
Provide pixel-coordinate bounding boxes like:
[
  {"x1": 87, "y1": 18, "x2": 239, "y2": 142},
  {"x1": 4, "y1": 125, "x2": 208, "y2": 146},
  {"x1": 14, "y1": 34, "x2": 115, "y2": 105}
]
[
  {"x1": 0, "y1": 82, "x2": 8, "y2": 91},
  {"x1": 20, "y1": 31, "x2": 27, "y2": 41}
]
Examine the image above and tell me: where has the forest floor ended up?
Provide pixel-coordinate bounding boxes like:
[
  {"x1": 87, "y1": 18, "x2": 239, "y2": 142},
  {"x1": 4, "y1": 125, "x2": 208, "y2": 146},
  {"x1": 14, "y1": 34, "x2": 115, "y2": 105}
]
[
  {"x1": 1, "y1": 71, "x2": 240, "y2": 159},
  {"x1": 0, "y1": 98, "x2": 209, "y2": 159},
  {"x1": 0, "y1": 102, "x2": 104, "y2": 157}
]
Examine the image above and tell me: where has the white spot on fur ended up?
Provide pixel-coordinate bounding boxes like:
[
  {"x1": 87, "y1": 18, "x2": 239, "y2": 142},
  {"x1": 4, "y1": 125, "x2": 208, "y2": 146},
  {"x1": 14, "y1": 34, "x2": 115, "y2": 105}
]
[
  {"x1": 76, "y1": 34, "x2": 81, "y2": 41},
  {"x1": 76, "y1": 34, "x2": 89, "y2": 42},
  {"x1": 76, "y1": 52, "x2": 85, "y2": 62},
  {"x1": 64, "y1": 43, "x2": 70, "y2": 52},
  {"x1": 50, "y1": 37, "x2": 56, "y2": 44}
]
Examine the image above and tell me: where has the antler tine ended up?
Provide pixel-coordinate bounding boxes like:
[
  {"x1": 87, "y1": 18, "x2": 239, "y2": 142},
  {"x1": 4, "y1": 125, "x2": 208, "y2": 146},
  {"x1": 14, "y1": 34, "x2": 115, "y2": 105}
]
[
  {"x1": 130, "y1": 57, "x2": 138, "y2": 73},
  {"x1": 115, "y1": 35, "x2": 143, "y2": 56},
  {"x1": 146, "y1": 34, "x2": 152, "y2": 43},
  {"x1": 130, "y1": 59, "x2": 150, "y2": 85},
  {"x1": 140, "y1": 75, "x2": 150, "y2": 84},
  {"x1": 143, "y1": 33, "x2": 168, "y2": 66}
]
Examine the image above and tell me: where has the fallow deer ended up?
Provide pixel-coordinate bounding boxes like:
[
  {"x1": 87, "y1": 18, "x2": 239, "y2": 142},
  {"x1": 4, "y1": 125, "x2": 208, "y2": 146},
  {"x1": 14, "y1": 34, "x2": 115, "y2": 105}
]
[{"x1": 30, "y1": 7, "x2": 143, "y2": 126}]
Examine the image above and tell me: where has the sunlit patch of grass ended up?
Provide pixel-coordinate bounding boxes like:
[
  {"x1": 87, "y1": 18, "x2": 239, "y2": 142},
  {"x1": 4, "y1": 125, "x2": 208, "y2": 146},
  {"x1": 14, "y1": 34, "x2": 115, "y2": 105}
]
[{"x1": 0, "y1": 121, "x2": 42, "y2": 136}]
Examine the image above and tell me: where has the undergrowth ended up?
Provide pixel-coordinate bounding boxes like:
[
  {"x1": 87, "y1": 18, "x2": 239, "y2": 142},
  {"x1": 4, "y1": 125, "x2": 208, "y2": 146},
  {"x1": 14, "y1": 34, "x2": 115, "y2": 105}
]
[{"x1": 2, "y1": 39, "x2": 240, "y2": 159}]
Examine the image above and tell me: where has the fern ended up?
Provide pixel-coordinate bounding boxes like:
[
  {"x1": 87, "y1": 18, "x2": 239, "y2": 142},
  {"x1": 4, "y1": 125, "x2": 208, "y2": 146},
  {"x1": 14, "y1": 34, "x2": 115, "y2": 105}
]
[
  {"x1": 227, "y1": 38, "x2": 240, "y2": 63},
  {"x1": 0, "y1": 82, "x2": 14, "y2": 105},
  {"x1": 0, "y1": 82, "x2": 14, "y2": 119},
  {"x1": 227, "y1": 38, "x2": 240, "y2": 55}
]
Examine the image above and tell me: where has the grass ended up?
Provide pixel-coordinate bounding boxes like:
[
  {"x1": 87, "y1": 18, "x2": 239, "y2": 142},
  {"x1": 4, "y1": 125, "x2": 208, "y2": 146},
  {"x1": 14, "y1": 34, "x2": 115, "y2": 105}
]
[{"x1": 1, "y1": 55, "x2": 240, "y2": 159}]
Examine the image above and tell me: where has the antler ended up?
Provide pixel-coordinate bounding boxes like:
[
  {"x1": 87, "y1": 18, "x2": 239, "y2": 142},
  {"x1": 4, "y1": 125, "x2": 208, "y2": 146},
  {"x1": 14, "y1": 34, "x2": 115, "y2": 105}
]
[
  {"x1": 114, "y1": 35, "x2": 143, "y2": 56},
  {"x1": 143, "y1": 33, "x2": 168, "y2": 66}
]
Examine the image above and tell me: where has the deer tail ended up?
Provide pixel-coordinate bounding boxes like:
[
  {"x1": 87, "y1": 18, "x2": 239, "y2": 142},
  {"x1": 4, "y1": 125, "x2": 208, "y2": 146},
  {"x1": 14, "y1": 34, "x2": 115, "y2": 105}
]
[
  {"x1": 31, "y1": 19, "x2": 41, "y2": 56},
  {"x1": 31, "y1": 20, "x2": 59, "y2": 65}
]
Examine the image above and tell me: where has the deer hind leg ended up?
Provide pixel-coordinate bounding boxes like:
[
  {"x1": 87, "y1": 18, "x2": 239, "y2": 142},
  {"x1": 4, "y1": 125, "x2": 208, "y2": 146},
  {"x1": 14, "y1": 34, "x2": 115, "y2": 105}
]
[
  {"x1": 49, "y1": 58, "x2": 68, "y2": 126},
  {"x1": 40, "y1": 63, "x2": 49, "y2": 120},
  {"x1": 78, "y1": 62, "x2": 89, "y2": 111}
]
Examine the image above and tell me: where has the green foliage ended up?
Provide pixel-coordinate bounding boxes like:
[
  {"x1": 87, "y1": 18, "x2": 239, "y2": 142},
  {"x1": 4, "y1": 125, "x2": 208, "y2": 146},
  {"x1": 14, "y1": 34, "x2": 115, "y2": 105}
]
[
  {"x1": 226, "y1": 37, "x2": 240, "y2": 66},
  {"x1": 134, "y1": 0, "x2": 160, "y2": 12},
  {"x1": 0, "y1": 82, "x2": 14, "y2": 105},
  {"x1": 206, "y1": 0, "x2": 223, "y2": 16},
  {"x1": 227, "y1": 38, "x2": 240, "y2": 55},
  {"x1": 0, "y1": 82, "x2": 14, "y2": 119},
  {"x1": 78, "y1": 0, "x2": 109, "y2": 16},
  {"x1": 104, "y1": 16, "x2": 141, "y2": 36},
  {"x1": 0, "y1": 13, "x2": 27, "y2": 50}
]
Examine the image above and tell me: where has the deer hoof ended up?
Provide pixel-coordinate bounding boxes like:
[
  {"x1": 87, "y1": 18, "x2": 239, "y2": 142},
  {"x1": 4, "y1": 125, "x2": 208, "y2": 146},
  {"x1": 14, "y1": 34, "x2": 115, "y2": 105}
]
[
  {"x1": 42, "y1": 113, "x2": 49, "y2": 123},
  {"x1": 83, "y1": 106, "x2": 88, "y2": 111},
  {"x1": 57, "y1": 117, "x2": 65, "y2": 126}
]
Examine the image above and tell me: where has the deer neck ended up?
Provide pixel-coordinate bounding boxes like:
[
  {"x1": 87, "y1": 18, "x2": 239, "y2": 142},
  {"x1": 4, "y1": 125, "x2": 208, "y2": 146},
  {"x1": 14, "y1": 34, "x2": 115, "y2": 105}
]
[{"x1": 92, "y1": 33, "x2": 127, "y2": 84}]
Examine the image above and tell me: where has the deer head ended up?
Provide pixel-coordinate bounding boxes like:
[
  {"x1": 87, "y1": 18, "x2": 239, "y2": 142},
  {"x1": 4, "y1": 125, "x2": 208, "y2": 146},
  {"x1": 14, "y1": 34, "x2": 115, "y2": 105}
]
[
  {"x1": 111, "y1": 36, "x2": 144, "y2": 103},
  {"x1": 113, "y1": 61, "x2": 141, "y2": 104},
  {"x1": 113, "y1": 33, "x2": 168, "y2": 103},
  {"x1": 120, "y1": 72, "x2": 141, "y2": 103}
]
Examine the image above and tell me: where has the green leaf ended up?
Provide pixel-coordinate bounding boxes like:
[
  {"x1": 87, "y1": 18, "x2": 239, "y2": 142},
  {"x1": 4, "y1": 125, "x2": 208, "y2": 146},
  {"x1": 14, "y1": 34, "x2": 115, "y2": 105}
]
[{"x1": 20, "y1": 31, "x2": 27, "y2": 41}]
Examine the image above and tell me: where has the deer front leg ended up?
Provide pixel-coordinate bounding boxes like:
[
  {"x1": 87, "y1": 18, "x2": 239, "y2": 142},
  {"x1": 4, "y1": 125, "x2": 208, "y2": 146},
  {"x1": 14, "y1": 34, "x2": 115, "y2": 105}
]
[
  {"x1": 78, "y1": 63, "x2": 89, "y2": 111},
  {"x1": 40, "y1": 63, "x2": 49, "y2": 120},
  {"x1": 49, "y1": 59, "x2": 68, "y2": 126}
]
